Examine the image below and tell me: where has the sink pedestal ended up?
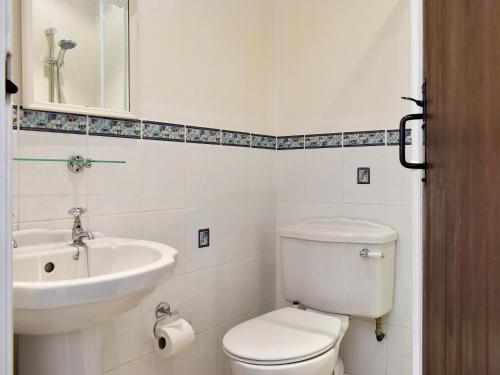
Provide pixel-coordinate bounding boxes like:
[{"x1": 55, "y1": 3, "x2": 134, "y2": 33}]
[{"x1": 18, "y1": 327, "x2": 102, "y2": 375}]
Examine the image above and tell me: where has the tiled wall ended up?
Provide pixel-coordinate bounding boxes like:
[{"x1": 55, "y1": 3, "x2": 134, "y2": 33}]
[
  {"x1": 11, "y1": 107, "x2": 276, "y2": 375},
  {"x1": 275, "y1": 133, "x2": 413, "y2": 375},
  {"x1": 12, "y1": 106, "x2": 413, "y2": 375}
]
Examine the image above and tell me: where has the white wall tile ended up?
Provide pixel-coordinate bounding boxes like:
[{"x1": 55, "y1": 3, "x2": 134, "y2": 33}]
[
  {"x1": 18, "y1": 132, "x2": 87, "y2": 222},
  {"x1": 342, "y1": 318, "x2": 386, "y2": 375},
  {"x1": 304, "y1": 202, "x2": 342, "y2": 219},
  {"x1": 305, "y1": 148, "x2": 343, "y2": 203},
  {"x1": 342, "y1": 203, "x2": 386, "y2": 224},
  {"x1": 248, "y1": 253, "x2": 276, "y2": 309},
  {"x1": 184, "y1": 206, "x2": 225, "y2": 272},
  {"x1": 275, "y1": 150, "x2": 305, "y2": 202},
  {"x1": 219, "y1": 146, "x2": 253, "y2": 205},
  {"x1": 15, "y1": 131, "x2": 413, "y2": 375},
  {"x1": 218, "y1": 204, "x2": 253, "y2": 264},
  {"x1": 87, "y1": 137, "x2": 141, "y2": 216},
  {"x1": 147, "y1": 353, "x2": 184, "y2": 375},
  {"x1": 104, "y1": 353, "x2": 181, "y2": 375},
  {"x1": 221, "y1": 259, "x2": 253, "y2": 321},
  {"x1": 88, "y1": 213, "x2": 142, "y2": 239},
  {"x1": 386, "y1": 146, "x2": 412, "y2": 205},
  {"x1": 140, "y1": 140, "x2": 185, "y2": 211},
  {"x1": 102, "y1": 305, "x2": 145, "y2": 371},
  {"x1": 275, "y1": 202, "x2": 305, "y2": 303},
  {"x1": 183, "y1": 326, "x2": 224, "y2": 375},
  {"x1": 18, "y1": 218, "x2": 75, "y2": 230},
  {"x1": 275, "y1": 201, "x2": 305, "y2": 229},
  {"x1": 343, "y1": 147, "x2": 388, "y2": 205},
  {"x1": 250, "y1": 149, "x2": 275, "y2": 202},
  {"x1": 388, "y1": 266, "x2": 412, "y2": 328},
  {"x1": 142, "y1": 210, "x2": 186, "y2": 275},
  {"x1": 185, "y1": 144, "x2": 224, "y2": 208},
  {"x1": 184, "y1": 267, "x2": 224, "y2": 333},
  {"x1": 104, "y1": 356, "x2": 149, "y2": 375},
  {"x1": 250, "y1": 202, "x2": 276, "y2": 256},
  {"x1": 386, "y1": 325, "x2": 412, "y2": 375},
  {"x1": 386, "y1": 205, "x2": 413, "y2": 267}
]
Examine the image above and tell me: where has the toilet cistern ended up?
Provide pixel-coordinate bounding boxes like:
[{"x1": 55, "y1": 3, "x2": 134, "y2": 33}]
[{"x1": 223, "y1": 217, "x2": 397, "y2": 375}]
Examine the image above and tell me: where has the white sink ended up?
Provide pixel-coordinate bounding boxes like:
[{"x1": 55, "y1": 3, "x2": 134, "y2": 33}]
[
  {"x1": 13, "y1": 230, "x2": 177, "y2": 335},
  {"x1": 13, "y1": 229, "x2": 178, "y2": 375}
]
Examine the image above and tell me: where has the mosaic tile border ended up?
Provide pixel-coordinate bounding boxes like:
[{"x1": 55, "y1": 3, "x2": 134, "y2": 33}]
[
  {"x1": 20, "y1": 108, "x2": 87, "y2": 134},
  {"x1": 251, "y1": 134, "x2": 277, "y2": 150},
  {"x1": 186, "y1": 126, "x2": 221, "y2": 145},
  {"x1": 305, "y1": 133, "x2": 342, "y2": 149},
  {"x1": 343, "y1": 130, "x2": 386, "y2": 147},
  {"x1": 89, "y1": 116, "x2": 141, "y2": 139},
  {"x1": 143, "y1": 121, "x2": 185, "y2": 142},
  {"x1": 277, "y1": 135, "x2": 305, "y2": 150},
  {"x1": 387, "y1": 129, "x2": 412, "y2": 146},
  {"x1": 12, "y1": 105, "x2": 18, "y2": 130},
  {"x1": 221, "y1": 130, "x2": 251, "y2": 147},
  {"x1": 12, "y1": 107, "x2": 414, "y2": 149}
]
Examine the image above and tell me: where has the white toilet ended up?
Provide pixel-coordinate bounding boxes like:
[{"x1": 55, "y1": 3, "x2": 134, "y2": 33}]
[{"x1": 223, "y1": 218, "x2": 397, "y2": 375}]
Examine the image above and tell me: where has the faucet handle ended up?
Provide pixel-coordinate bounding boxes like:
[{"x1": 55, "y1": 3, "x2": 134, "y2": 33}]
[{"x1": 68, "y1": 207, "x2": 87, "y2": 218}]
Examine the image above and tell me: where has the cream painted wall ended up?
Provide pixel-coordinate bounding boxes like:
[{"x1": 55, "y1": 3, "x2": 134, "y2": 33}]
[
  {"x1": 13, "y1": 0, "x2": 277, "y2": 134},
  {"x1": 137, "y1": 0, "x2": 276, "y2": 134},
  {"x1": 13, "y1": 0, "x2": 411, "y2": 135},
  {"x1": 275, "y1": 0, "x2": 412, "y2": 134}
]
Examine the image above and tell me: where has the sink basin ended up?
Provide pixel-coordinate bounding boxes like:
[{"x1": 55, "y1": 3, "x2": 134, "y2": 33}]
[{"x1": 13, "y1": 229, "x2": 178, "y2": 335}]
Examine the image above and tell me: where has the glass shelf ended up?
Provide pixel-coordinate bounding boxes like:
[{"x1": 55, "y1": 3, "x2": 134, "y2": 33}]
[
  {"x1": 12, "y1": 155, "x2": 126, "y2": 173},
  {"x1": 13, "y1": 157, "x2": 126, "y2": 164}
]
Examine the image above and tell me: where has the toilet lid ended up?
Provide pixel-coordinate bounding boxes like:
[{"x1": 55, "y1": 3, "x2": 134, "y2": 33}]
[{"x1": 223, "y1": 307, "x2": 342, "y2": 365}]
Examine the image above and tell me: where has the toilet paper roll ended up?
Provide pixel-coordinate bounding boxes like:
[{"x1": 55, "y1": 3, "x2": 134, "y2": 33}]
[{"x1": 154, "y1": 318, "x2": 195, "y2": 358}]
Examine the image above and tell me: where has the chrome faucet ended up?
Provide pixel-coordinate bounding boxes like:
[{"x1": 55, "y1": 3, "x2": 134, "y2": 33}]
[{"x1": 68, "y1": 207, "x2": 94, "y2": 260}]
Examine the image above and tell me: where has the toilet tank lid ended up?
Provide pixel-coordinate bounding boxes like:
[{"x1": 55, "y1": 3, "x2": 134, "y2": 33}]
[{"x1": 280, "y1": 217, "x2": 397, "y2": 244}]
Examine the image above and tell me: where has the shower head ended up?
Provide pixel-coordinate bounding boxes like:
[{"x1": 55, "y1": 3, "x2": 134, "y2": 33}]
[
  {"x1": 56, "y1": 39, "x2": 77, "y2": 67},
  {"x1": 58, "y1": 39, "x2": 77, "y2": 50}
]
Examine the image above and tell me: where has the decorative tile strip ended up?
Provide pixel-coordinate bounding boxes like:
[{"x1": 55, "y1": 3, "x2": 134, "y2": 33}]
[
  {"x1": 221, "y1": 130, "x2": 251, "y2": 147},
  {"x1": 251, "y1": 134, "x2": 277, "y2": 150},
  {"x1": 186, "y1": 126, "x2": 221, "y2": 145},
  {"x1": 12, "y1": 105, "x2": 17, "y2": 129},
  {"x1": 20, "y1": 108, "x2": 87, "y2": 134},
  {"x1": 387, "y1": 129, "x2": 412, "y2": 146},
  {"x1": 89, "y1": 116, "x2": 141, "y2": 139},
  {"x1": 143, "y1": 121, "x2": 185, "y2": 142},
  {"x1": 277, "y1": 135, "x2": 305, "y2": 150},
  {"x1": 343, "y1": 130, "x2": 385, "y2": 147},
  {"x1": 305, "y1": 133, "x2": 342, "y2": 149}
]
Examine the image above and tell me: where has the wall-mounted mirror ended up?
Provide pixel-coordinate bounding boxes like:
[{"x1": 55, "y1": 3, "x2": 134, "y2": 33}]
[{"x1": 21, "y1": 0, "x2": 137, "y2": 117}]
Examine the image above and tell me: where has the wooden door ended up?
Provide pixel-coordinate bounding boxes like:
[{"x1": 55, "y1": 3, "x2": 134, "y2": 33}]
[{"x1": 423, "y1": 1, "x2": 500, "y2": 374}]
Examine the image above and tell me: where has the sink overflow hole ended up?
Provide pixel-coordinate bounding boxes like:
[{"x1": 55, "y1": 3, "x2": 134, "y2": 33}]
[
  {"x1": 158, "y1": 337, "x2": 166, "y2": 350},
  {"x1": 44, "y1": 262, "x2": 55, "y2": 273}
]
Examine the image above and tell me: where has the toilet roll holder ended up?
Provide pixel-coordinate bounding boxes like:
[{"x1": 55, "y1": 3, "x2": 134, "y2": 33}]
[{"x1": 153, "y1": 302, "x2": 180, "y2": 339}]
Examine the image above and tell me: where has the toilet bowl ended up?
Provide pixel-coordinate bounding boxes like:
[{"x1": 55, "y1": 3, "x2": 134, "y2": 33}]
[
  {"x1": 223, "y1": 218, "x2": 398, "y2": 375},
  {"x1": 223, "y1": 307, "x2": 349, "y2": 375}
]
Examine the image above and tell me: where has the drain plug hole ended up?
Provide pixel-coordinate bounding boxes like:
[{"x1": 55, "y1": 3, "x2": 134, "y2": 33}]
[{"x1": 44, "y1": 262, "x2": 55, "y2": 273}]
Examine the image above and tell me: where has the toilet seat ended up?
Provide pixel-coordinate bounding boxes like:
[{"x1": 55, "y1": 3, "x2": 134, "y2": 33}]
[{"x1": 223, "y1": 308, "x2": 342, "y2": 366}]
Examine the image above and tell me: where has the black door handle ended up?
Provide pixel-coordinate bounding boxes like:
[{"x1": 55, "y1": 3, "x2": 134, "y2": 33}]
[
  {"x1": 399, "y1": 113, "x2": 425, "y2": 169},
  {"x1": 6, "y1": 79, "x2": 18, "y2": 94},
  {"x1": 399, "y1": 82, "x2": 426, "y2": 170}
]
